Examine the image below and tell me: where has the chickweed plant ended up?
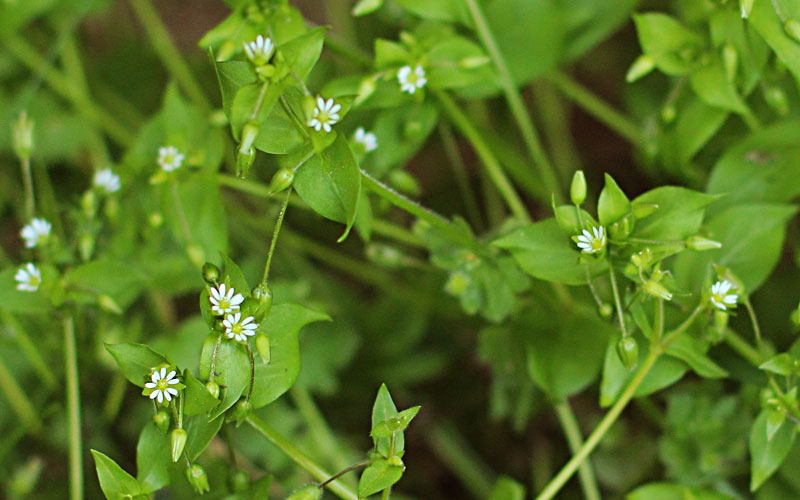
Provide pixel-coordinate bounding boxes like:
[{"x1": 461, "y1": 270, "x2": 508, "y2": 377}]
[{"x1": 3, "y1": 0, "x2": 800, "y2": 499}]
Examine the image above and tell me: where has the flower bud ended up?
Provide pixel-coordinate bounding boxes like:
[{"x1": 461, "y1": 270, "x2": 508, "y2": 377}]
[
  {"x1": 104, "y1": 198, "x2": 119, "y2": 220},
  {"x1": 609, "y1": 215, "x2": 634, "y2": 240},
  {"x1": 785, "y1": 19, "x2": 800, "y2": 44},
  {"x1": 570, "y1": 170, "x2": 587, "y2": 205},
  {"x1": 644, "y1": 280, "x2": 673, "y2": 301},
  {"x1": 598, "y1": 302, "x2": 614, "y2": 319},
  {"x1": 12, "y1": 111, "x2": 34, "y2": 161},
  {"x1": 711, "y1": 309, "x2": 728, "y2": 342},
  {"x1": 216, "y1": 40, "x2": 236, "y2": 62},
  {"x1": 268, "y1": 168, "x2": 294, "y2": 194},
  {"x1": 256, "y1": 334, "x2": 271, "y2": 363},
  {"x1": 625, "y1": 54, "x2": 655, "y2": 83},
  {"x1": 229, "y1": 399, "x2": 250, "y2": 422},
  {"x1": 389, "y1": 170, "x2": 420, "y2": 196},
  {"x1": 153, "y1": 410, "x2": 170, "y2": 433},
  {"x1": 764, "y1": 86, "x2": 789, "y2": 116},
  {"x1": 686, "y1": 236, "x2": 722, "y2": 251},
  {"x1": 287, "y1": 485, "x2": 323, "y2": 500},
  {"x1": 239, "y1": 120, "x2": 260, "y2": 154},
  {"x1": 722, "y1": 44, "x2": 738, "y2": 82},
  {"x1": 81, "y1": 190, "x2": 97, "y2": 217},
  {"x1": 459, "y1": 55, "x2": 490, "y2": 69},
  {"x1": 187, "y1": 244, "x2": 206, "y2": 269},
  {"x1": 148, "y1": 212, "x2": 164, "y2": 228},
  {"x1": 388, "y1": 456, "x2": 405, "y2": 468},
  {"x1": 229, "y1": 468, "x2": 250, "y2": 493},
  {"x1": 255, "y1": 64, "x2": 276, "y2": 80},
  {"x1": 206, "y1": 380, "x2": 220, "y2": 399},
  {"x1": 356, "y1": 77, "x2": 377, "y2": 106},
  {"x1": 236, "y1": 147, "x2": 256, "y2": 178},
  {"x1": 171, "y1": 428, "x2": 188, "y2": 462},
  {"x1": 445, "y1": 271, "x2": 470, "y2": 296},
  {"x1": 79, "y1": 233, "x2": 94, "y2": 262},
  {"x1": 185, "y1": 464, "x2": 210, "y2": 494},
  {"x1": 252, "y1": 283, "x2": 273, "y2": 320},
  {"x1": 98, "y1": 294, "x2": 123, "y2": 315},
  {"x1": 616, "y1": 337, "x2": 639, "y2": 369},
  {"x1": 202, "y1": 263, "x2": 221, "y2": 285}
]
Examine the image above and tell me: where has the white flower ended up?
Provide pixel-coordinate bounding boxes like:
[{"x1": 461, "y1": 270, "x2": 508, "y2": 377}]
[
  {"x1": 144, "y1": 367, "x2": 180, "y2": 404},
  {"x1": 353, "y1": 127, "x2": 378, "y2": 152},
  {"x1": 93, "y1": 168, "x2": 121, "y2": 194},
  {"x1": 20, "y1": 218, "x2": 51, "y2": 248},
  {"x1": 576, "y1": 226, "x2": 606, "y2": 254},
  {"x1": 308, "y1": 97, "x2": 341, "y2": 133},
  {"x1": 397, "y1": 65, "x2": 427, "y2": 94},
  {"x1": 243, "y1": 34, "x2": 275, "y2": 66},
  {"x1": 710, "y1": 280, "x2": 738, "y2": 310},
  {"x1": 223, "y1": 312, "x2": 259, "y2": 342},
  {"x1": 209, "y1": 283, "x2": 244, "y2": 316},
  {"x1": 14, "y1": 263, "x2": 41, "y2": 292},
  {"x1": 157, "y1": 145, "x2": 184, "y2": 172}
]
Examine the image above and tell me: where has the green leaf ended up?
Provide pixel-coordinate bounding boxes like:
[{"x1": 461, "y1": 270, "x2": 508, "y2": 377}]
[
  {"x1": 65, "y1": 260, "x2": 145, "y2": 309},
  {"x1": 371, "y1": 384, "x2": 403, "y2": 457},
  {"x1": 136, "y1": 423, "x2": 171, "y2": 493},
  {"x1": 633, "y1": 13, "x2": 703, "y2": 75},
  {"x1": 183, "y1": 369, "x2": 220, "y2": 416},
  {"x1": 559, "y1": 0, "x2": 636, "y2": 62},
  {"x1": 750, "y1": 409, "x2": 797, "y2": 491},
  {"x1": 426, "y1": 37, "x2": 497, "y2": 90},
  {"x1": 489, "y1": 476, "x2": 526, "y2": 500},
  {"x1": 759, "y1": 353, "x2": 797, "y2": 376},
  {"x1": 664, "y1": 335, "x2": 728, "y2": 379},
  {"x1": 372, "y1": 406, "x2": 421, "y2": 438},
  {"x1": 105, "y1": 343, "x2": 169, "y2": 388},
  {"x1": 393, "y1": 0, "x2": 469, "y2": 24},
  {"x1": 279, "y1": 26, "x2": 327, "y2": 81},
  {"x1": 253, "y1": 103, "x2": 306, "y2": 154},
  {"x1": 371, "y1": 103, "x2": 439, "y2": 178},
  {"x1": 494, "y1": 218, "x2": 607, "y2": 285},
  {"x1": 658, "y1": 95, "x2": 729, "y2": 173},
  {"x1": 627, "y1": 482, "x2": 736, "y2": 500},
  {"x1": 357, "y1": 459, "x2": 404, "y2": 498},
  {"x1": 91, "y1": 450, "x2": 143, "y2": 500},
  {"x1": 767, "y1": 408, "x2": 787, "y2": 442},
  {"x1": 352, "y1": 0, "x2": 382, "y2": 16},
  {"x1": 374, "y1": 39, "x2": 411, "y2": 69},
  {"x1": 184, "y1": 413, "x2": 224, "y2": 460},
  {"x1": 597, "y1": 173, "x2": 631, "y2": 226},
  {"x1": 689, "y1": 55, "x2": 747, "y2": 114},
  {"x1": 163, "y1": 173, "x2": 228, "y2": 262},
  {"x1": 222, "y1": 254, "x2": 250, "y2": 297},
  {"x1": 199, "y1": 334, "x2": 250, "y2": 419},
  {"x1": 293, "y1": 135, "x2": 362, "y2": 241},
  {"x1": 631, "y1": 186, "x2": 717, "y2": 241},
  {"x1": 749, "y1": 0, "x2": 800, "y2": 85},
  {"x1": 215, "y1": 61, "x2": 257, "y2": 118},
  {"x1": 249, "y1": 304, "x2": 330, "y2": 408},
  {"x1": 230, "y1": 82, "x2": 282, "y2": 139}
]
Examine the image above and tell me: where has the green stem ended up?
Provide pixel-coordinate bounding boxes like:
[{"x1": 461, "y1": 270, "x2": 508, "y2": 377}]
[
  {"x1": 1, "y1": 310, "x2": 56, "y2": 388},
  {"x1": 660, "y1": 305, "x2": 704, "y2": 347},
  {"x1": 546, "y1": 72, "x2": 647, "y2": 148},
  {"x1": 743, "y1": 297, "x2": 762, "y2": 343},
  {"x1": 439, "y1": 122, "x2": 484, "y2": 230},
  {"x1": 209, "y1": 334, "x2": 223, "y2": 383},
  {"x1": 533, "y1": 81, "x2": 582, "y2": 182},
  {"x1": 317, "y1": 460, "x2": 370, "y2": 489},
  {"x1": 607, "y1": 260, "x2": 630, "y2": 338},
  {"x1": 129, "y1": 0, "x2": 209, "y2": 109},
  {"x1": 435, "y1": 91, "x2": 531, "y2": 221},
  {"x1": 102, "y1": 374, "x2": 128, "y2": 422},
  {"x1": 245, "y1": 414, "x2": 358, "y2": 500},
  {"x1": 463, "y1": 0, "x2": 563, "y2": 202},
  {"x1": 64, "y1": 314, "x2": 83, "y2": 500},
  {"x1": 0, "y1": 352, "x2": 42, "y2": 432},
  {"x1": 245, "y1": 342, "x2": 255, "y2": 402},
  {"x1": 381, "y1": 487, "x2": 391, "y2": 500},
  {"x1": 553, "y1": 401, "x2": 602, "y2": 500},
  {"x1": 535, "y1": 348, "x2": 660, "y2": 500},
  {"x1": 262, "y1": 187, "x2": 292, "y2": 284},
  {"x1": 20, "y1": 158, "x2": 35, "y2": 220},
  {"x1": 291, "y1": 385, "x2": 354, "y2": 478},
  {"x1": 724, "y1": 328, "x2": 764, "y2": 366},
  {"x1": 427, "y1": 422, "x2": 494, "y2": 500}
]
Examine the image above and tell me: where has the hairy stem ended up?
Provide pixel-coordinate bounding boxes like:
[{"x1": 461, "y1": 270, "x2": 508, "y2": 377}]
[
  {"x1": 64, "y1": 314, "x2": 84, "y2": 500},
  {"x1": 262, "y1": 187, "x2": 293, "y2": 284},
  {"x1": 607, "y1": 260, "x2": 630, "y2": 338}
]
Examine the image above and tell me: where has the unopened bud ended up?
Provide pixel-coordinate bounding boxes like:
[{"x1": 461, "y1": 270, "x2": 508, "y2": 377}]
[
  {"x1": 388, "y1": 170, "x2": 420, "y2": 196},
  {"x1": 445, "y1": 271, "x2": 470, "y2": 296},
  {"x1": 686, "y1": 236, "x2": 722, "y2": 251},
  {"x1": 722, "y1": 44, "x2": 738, "y2": 82},
  {"x1": 712, "y1": 309, "x2": 728, "y2": 341},
  {"x1": 153, "y1": 410, "x2": 170, "y2": 433},
  {"x1": 148, "y1": 212, "x2": 164, "y2": 228},
  {"x1": 388, "y1": 455, "x2": 405, "y2": 468},
  {"x1": 616, "y1": 336, "x2": 639, "y2": 369},
  {"x1": 216, "y1": 40, "x2": 236, "y2": 62},
  {"x1": 252, "y1": 283, "x2": 272, "y2": 319},
  {"x1": 268, "y1": 168, "x2": 294, "y2": 194},
  {"x1": 229, "y1": 399, "x2": 250, "y2": 422},
  {"x1": 287, "y1": 485, "x2": 323, "y2": 500},
  {"x1": 229, "y1": 468, "x2": 250, "y2": 493},
  {"x1": 459, "y1": 55, "x2": 490, "y2": 69},
  {"x1": 12, "y1": 111, "x2": 34, "y2": 161},
  {"x1": 236, "y1": 147, "x2": 256, "y2": 178},
  {"x1": 202, "y1": 262, "x2": 221, "y2": 285},
  {"x1": 81, "y1": 191, "x2": 97, "y2": 217},
  {"x1": 186, "y1": 244, "x2": 206, "y2": 269},
  {"x1": 764, "y1": 86, "x2": 789, "y2": 116},
  {"x1": 256, "y1": 334, "x2": 271, "y2": 363},
  {"x1": 785, "y1": 19, "x2": 800, "y2": 44},
  {"x1": 185, "y1": 464, "x2": 210, "y2": 494},
  {"x1": 171, "y1": 428, "x2": 188, "y2": 462},
  {"x1": 570, "y1": 170, "x2": 587, "y2": 205},
  {"x1": 79, "y1": 233, "x2": 94, "y2": 262},
  {"x1": 98, "y1": 294, "x2": 123, "y2": 315},
  {"x1": 206, "y1": 380, "x2": 220, "y2": 399},
  {"x1": 598, "y1": 302, "x2": 614, "y2": 319},
  {"x1": 626, "y1": 54, "x2": 655, "y2": 83},
  {"x1": 366, "y1": 243, "x2": 405, "y2": 268},
  {"x1": 644, "y1": 280, "x2": 673, "y2": 301},
  {"x1": 609, "y1": 215, "x2": 634, "y2": 239},
  {"x1": 255, "y1": 64, "x2": 276, "y2": 80},
  {"x1": 239, "y1": 120, "x2": 260, "y2": 154}
]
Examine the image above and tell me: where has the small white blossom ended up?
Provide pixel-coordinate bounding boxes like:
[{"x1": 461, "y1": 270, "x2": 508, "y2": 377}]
[
  {"x1": 93, "y1": 168, "x2": 121, "y2": 194},
  {"x1": 243, "y1": 35, "x2": 275, "y2": 66},
  {"x1": 14, "y1": 263, "x2": 41, "y2": 292},
  {"x1": 223, "y1": 312, "x2": 259, "y2": 342},
  {"x1": 144, "y1": 367, "x2": 180, "y2": 404},
  {"x1": 308, "y1": 97, "x2": 341, "y2": 133},
  {"x1": 209, "y1": 283, "x2": 244, "y2": 316},
  {"x1": 576, "y1": 226, "x2": 606, "y2": 254},
  {"x1": 710, "y1": 280, "x2": 738, "y2": 310},
  {"x1": 157, "y1": 145, "x2": 185, "y2": 172},
  {"x1": 20, "y1": 218, "x2": 51, "y2": 248},
  {"x1": 354, "y1": 127, "x2": 378, "y2": 152},
  {"x1": 397, "y1": 65, "x2": 427, "y2": 94}
]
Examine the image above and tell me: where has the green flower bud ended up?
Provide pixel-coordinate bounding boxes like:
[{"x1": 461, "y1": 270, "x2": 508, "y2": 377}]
[
  {"x1": 722, "y1": 44, "x2": 738, "y2": 82},
  {"x1": 609, "y1": 214, "x2": 635, "y2": 240},
  {"x1": 186, "y1": 244, "x2": 206, "y2": 269},
  {"x1": 389, "y1": 170, "x2": 420, "y2": 196},
  {"x1": 459, "y1": 55, "x2": 490, "y2": 69},
  {"x1": 597, "y1": 174, "x2": 631, "y2": 226},
  {"x1": 229, "y1": 468, "x2": 250, "y2": 493},
  {"x1": 598, "y1": 302, "x2": 614, "y2": 319},
  {"x1": 644, "y1": 280, "x2": 673, "y2": 301},
  {"x1": 171, "y1": 428, "x2": 188, "y2": 462},
  {"x1": 236, "y1": 147, "x2": 256, "y2": 178},
  {"x1": 660, "y1": 104, "x2": 676, "y2": 124},
  {"x1": 445, "y1": 271, "x2": 470, "y2": 296},
  {"x1": 79, "y1": 233, "x2": 94, "y2": 262},
  {"x1": 255, "y1": 64, "x2": 276, "y2": 80},
  {"x1": 764, "y1": 86, "x2": 789, "y2": 116},
  {"x1": 616, "y1": 337, "x2": 639, "y2": 369},
  {"x1": 252, "y1": 283, "x2": 273, "y2": 320},
  {"x1": 206, "y1": 380, "x2": 220, "y2": 399},
  {"x1": 104, "y1": 197, "x2": 119, "y2": 220},
  {"x1": 287, "y1": 485, "x2": 323, "y2": 500},
  {"x1": 148, "y1": 212, "x2": 164, "y2": 228},
  {"x1": 686, "y1": 236, "x2": 722, "y2": 251},
  {"x1": 185, "y1": 464, "x2": 210, "y2": 495},
  {"x1": 388, "y1": 455, "x2": 405, "y2": 468},
  {"x1": 216, "y1": 40, "x2": 236, "y2": 62},
  {"x1": 81, "y1": 190, "x2": 97, "y2": 217},
  {"x1": 229, "y1": 399, "x2": 251, "y2": 422},
  {"x1": 712, "y1": 309, "x2": 728, "y2": 342},
  {"x1": 570, "y1": 170, "x2": 587, "y2": 205},
  {"x1": 239, "y1": 120, "x2": 260, "y2": 154},
  {"x1": 785, "y1": 19, "x2": 800, "y2": 44},
  {"x1": 625, "y1": 54, "x2": 655, "y2": 83},
  {"x1": 98, "y1": 294, "x2": 123, "y2": 315},
  {"x1": 12, "y1": 111, "x2": 34, "y2": 161},
  {"x1": 153, "y1": 410, "x2": 170, "y2": 433},
  {"x1": 256, "y1": 334, "x2": 271, "y2": 363},
  {"x1": 202, "y1": 262, "x2": 221, "y2": 285},
  {"x1": 355, "y1": 77, "x2": 377, "y2": 106},
  {"x1": 268, "y1": 168, "x2": 294, "y2": 194}
]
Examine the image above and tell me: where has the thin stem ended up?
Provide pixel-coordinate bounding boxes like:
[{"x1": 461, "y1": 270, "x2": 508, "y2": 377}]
[
  {"x1": 0, "y1": 352, "x2": 42, "y2": 432},
  {"x1": 553, "y1": 401, "x2": 603, "y2": 500},
  {"x1": 585, "y1": 266, "x2": 605, "y2": 309},
  {"x1": 427, "y1": 422, "x2": 494, "y2": 500},
  {"x1": 435, "y1": 91, "x2": 531, "y2": 221},
  {"x1": 317, "y1": 460, "x2": 370, "y2": 489},
  {"x1": 291, "y1": 385, "x2": 354, "y2": 477},
  {"x1": 245, "y1": 342, "x2": 255, "y2": 402},
  {"x1": 245, "y1": 414, "x2": 358, "y2": 500},
  {"x1": 655, "y1": 299, "x2": 665, "y2": 343},
  {"x1": 463, "y1": 0, "x2": 563, "y2": 201},
  {"x1": 1, "y1": 310, "x2": 56, "y2": 388},
  {"x1": 209, "y1": 334, "x2": 223, "y2": 382},
  {"x1": 262, "y1": 187, "x2": 293, "y2": 284},
  {"x1": 129, "y1": 0, "x2": 209, "y2": 109},
  {"x1": 534, "y1": 348, "x2": 660, "y2": 500},
  {"x1": 607, "y1": 260, "x2": 630, "y2": 338},
  {"x1": 381, "y1": 487, "x2": 391, "y2": 500},
  {"x1": 723, "y1": 328, "x2": 763, "y2": 366},
  {"x1": 546, "y1": 72, "x2": 646, "y2": 147},
  {"x1": 20, "y1": 158, "x2": 35, "y2": 220},
  {"x1": 64, "y1": 314, "x2": 83, "y2": 500},
  {"x1": 439, "y1": 122, "x2": 484, "y2": 229},
  {"x1": 743, "y1": 297, "x2": 762, "y2": 343},
  {"x1": 102, "y1": 374, "x2": 127, "y2": 422},
  {"x1": 660, "y1": 305, "x2": 704, "y2": 347}
]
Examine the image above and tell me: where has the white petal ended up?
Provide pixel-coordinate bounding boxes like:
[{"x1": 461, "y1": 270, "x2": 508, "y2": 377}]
[
  {"x1": 166, "y1": 387, "x2": 179, "y2": 396},
  {"x1": 164, "y1": 391, "x2": 172, "y2": 402},
  {"x1": 166, "y1": 370, "x2": 176, "y2": 381},
  {"x1": 230, "y1": 294, "x2": 244, "y2": 306},
  {"x1": 145, "y1": 382, "x2": 157, "y2": 389},
  {"x1": 316, "y1": 97, "x2": 325, "y2": 109},
  {"x1": 152, "y1": 371, "x2": 161, "y2": 382},
  {"x1": 160, "y1": 367, "x2": 167, "y2": 378},
  {"x1": 149, "y1": 391, "x2": 159, "y2": 400}
]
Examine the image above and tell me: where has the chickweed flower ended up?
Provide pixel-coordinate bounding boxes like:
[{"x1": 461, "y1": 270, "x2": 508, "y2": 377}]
[
  {"x1": 20, "y1": 218, "x2": 51, "y2": 248},
  {"x1": 209, "y1": 283, "x2": 244, "y2": 316},
  {"x1": 397, "y1": 65, "x2": 427, "y2": 94},
  {"x1": 576, "y1": 226, "x2": 606, "y2": 254},
  {"x1": 243, "y1": 35, "x2": 275, "y2": 66},
  {"x1": 15, "y1": 263, "x2": 41, "y2": 292},
  {"x1": 93, "y1": 168, "x2": 121, "y2": 194},
  {"x1": 710, "y1": 280, "x2": 738, "y2": 310},
  {"x1": 308, "y1": 97, "x2": 341, "y2": 133},
  {"x1": 223, "y1": 312, "x2": 259, "y2": 342},
  {"x1": 354, "y1": 127, "x2": 378, "y2": 152},
  {"x1": 157, "y1": 145, "x2": 185, "y2": 172},
  {"x1": 144, "y1": 367, "x2": 181, "y2": 404}
]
